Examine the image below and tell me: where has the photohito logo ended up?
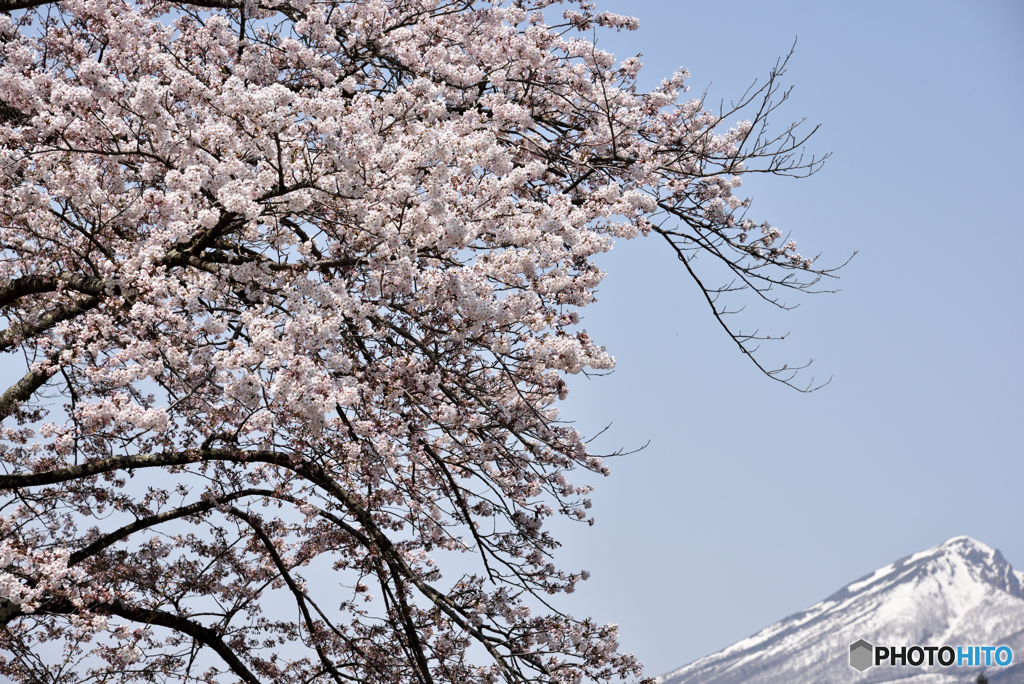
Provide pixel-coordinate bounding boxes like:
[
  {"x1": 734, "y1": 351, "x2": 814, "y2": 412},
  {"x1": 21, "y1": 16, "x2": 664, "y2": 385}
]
[
  {"x1": 849, "y1": 639, "x2": 1013, "y2": 672},
  {"x1": 849, "y1": 640, "x2": 873, "y2": 672}
]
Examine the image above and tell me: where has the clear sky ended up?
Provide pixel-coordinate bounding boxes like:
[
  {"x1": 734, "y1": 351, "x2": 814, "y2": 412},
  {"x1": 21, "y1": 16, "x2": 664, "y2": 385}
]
[{"x1": 548, "y1": 0, "x2": 1024, "y2": 677}]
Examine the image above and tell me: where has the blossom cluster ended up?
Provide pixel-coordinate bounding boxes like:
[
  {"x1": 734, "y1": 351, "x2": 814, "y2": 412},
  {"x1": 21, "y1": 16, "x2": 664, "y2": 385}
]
[{"x1": 0, "y1": 0, "x2": 825, "y2": 681}]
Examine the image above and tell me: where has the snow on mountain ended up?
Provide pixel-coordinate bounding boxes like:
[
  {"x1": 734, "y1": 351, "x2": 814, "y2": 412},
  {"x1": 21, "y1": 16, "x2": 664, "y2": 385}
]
[{"x1": 656, "y1": 536, "x2": 1024, "y2": 684}]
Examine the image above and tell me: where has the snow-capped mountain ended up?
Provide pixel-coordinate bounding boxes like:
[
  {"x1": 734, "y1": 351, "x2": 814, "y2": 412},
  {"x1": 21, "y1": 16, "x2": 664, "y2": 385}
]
[{"x1": 657, "y1": 536, "x2": 1024, "y2": 684}]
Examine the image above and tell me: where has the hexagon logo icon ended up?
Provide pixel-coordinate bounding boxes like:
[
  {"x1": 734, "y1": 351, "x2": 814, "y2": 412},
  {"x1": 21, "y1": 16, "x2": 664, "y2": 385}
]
[{"x1": 850, "y1": 639, "x2": 874, "y2": 672}]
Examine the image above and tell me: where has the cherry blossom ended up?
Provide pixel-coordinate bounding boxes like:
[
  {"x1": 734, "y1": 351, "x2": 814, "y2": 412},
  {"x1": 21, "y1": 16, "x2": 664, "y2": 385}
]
[{"x1": 0, "y1": 0, "x2": 833, "y2": 681}]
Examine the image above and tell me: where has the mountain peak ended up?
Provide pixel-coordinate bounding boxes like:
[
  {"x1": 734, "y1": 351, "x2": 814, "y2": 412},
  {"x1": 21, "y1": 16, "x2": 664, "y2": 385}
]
[
  {"x1": 937, "y1": 536, "x2": 1023, "y2": 598},
  {"x1": 657, "y1": 537, "x2": 1024, "y2": 684},
  {"x1": 828, "y1": 536, "x2": 1024, "y2": 604}
]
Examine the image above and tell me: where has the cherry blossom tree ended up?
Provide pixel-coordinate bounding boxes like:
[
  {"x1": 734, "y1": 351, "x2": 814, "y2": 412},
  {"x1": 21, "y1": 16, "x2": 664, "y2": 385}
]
[{"x1": 0, "y1": 0, "x2": 833, "y2": 681}]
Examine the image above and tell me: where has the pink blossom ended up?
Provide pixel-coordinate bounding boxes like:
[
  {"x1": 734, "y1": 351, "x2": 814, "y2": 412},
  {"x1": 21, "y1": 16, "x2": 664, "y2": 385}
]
[{"x1": 0, "y1": 0, "x2": 830, "y2": 681}]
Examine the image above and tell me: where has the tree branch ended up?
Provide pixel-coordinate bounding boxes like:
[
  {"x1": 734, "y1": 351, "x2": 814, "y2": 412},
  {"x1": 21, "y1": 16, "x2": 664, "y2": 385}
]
[
  {"x1": 0, "y1": 448, "x2": 522, "y2": 678},
  {"x1": 68, "y1": 488, "x2": 277, "y2": 565},
  {"x1": 0, "y1": 0, "x2": 251, "y2": 9},
  {"x1": 0, "y1": 366, "x2": 55, "y2": 420},
  {"x1": 0, "y1": 296, "x2": 100, "y2": 353},
  {"x1": 0, "y1": 597, "x2": 264, "y2": 684},
  {"x1": 0, "y1": 274, "x2": 107, "y2": 309}
]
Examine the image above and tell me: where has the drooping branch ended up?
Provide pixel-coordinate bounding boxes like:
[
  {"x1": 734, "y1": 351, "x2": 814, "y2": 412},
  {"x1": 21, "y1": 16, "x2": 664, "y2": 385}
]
[
  {"x1": 108, "y1": 603, "x2": 264, "y2": 684},
  {"x1": 0, "y1": 597, "x2": 265, "y2": 684},
  {"x1": 228, "y1": 507, "x2": 353, "y2": 684},
  {"x1": 650, "y1": 223, "x2": 828, "y2": 391}
]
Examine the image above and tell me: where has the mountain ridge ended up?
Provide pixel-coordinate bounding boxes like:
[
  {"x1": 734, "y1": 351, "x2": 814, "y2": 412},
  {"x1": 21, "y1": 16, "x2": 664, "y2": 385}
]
[{"x1": 656, "y1": 536, "x2": 1024, "y2": 684}]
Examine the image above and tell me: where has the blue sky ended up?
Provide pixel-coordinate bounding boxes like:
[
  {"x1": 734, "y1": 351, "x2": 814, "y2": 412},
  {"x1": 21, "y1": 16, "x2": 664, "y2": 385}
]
[{"x1": 551, "y1": 0, "x2": 1024, "y2": 676}]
